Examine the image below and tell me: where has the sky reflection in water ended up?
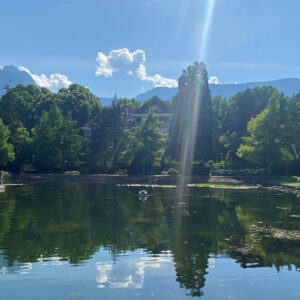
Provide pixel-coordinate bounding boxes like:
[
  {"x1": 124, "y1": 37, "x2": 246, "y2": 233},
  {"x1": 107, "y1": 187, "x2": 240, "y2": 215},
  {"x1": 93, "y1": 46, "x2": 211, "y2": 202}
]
[{"x1": 0, "y1": 183, "x2": 300, "y2": 299}]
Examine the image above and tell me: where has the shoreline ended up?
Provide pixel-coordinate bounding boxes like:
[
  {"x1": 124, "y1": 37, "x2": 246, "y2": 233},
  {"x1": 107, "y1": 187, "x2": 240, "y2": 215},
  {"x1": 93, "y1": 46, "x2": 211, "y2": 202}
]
[
  {"x1": 1, "y1": 174, "x2": 298, "y2": 195},
  {"x1": 2, "y1": 174, "x2": 297, "y2": 192},
  {"x1": 9, "y1": 174, "x2": 261, "y2": 185}
]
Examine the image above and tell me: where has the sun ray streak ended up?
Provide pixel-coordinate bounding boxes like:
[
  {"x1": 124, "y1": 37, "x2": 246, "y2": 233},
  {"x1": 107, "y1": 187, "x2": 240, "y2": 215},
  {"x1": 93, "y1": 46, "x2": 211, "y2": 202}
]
[
  {"x1": 199, "y1": 0, "x2": 217, "y2": 61},
  {"x1": 178, "y1": 0, "x2": 216, "y2": 188}
]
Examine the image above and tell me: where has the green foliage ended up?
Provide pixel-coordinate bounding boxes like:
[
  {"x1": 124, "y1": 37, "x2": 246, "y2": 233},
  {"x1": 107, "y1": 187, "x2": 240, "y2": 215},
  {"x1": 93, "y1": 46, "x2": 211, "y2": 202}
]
[
  {"x1": 0, "y1": 84, "x2": 101, "y2": 172},
  {"x1": 168, "y1": 62, "x2": 213, "y2": 162},
  {"x1": 32, "y1": 105, "x2": 84, "y2": 172},
  {"x1": 9, "y1": 124, "x2": 33, "y2": 171},
  {"x1": 0, "y1": 119, "x2": 15, "y2": 167},
  {"x1": 1, "y1": 170, "x2": 11, "y2": 179},
  {"x1": 89, "y1": 97, "x2": 140, "y2": 167},
  {"x1": 0, "y1": 84, "x2": 44, "y2": 130},
  {"x1": 213, "y1": 86, "x2": 282, "y2": 162},
  {"x1": 56, "y1": 84, "x2": 102, "y2": 128},
  {"x1": 0, "y1": 65, "x2": 300, "y2": 175},
  {"x1": 166, "y1": 168, "x2": 180, "y2": 176},
  {"x1": 121, "y1": 109, "x2": 167, "y2": 174},
  {"x1": 210, "y1": 168, "x2": 267, "y2": 176},
  {"x1": 237, "y1": 96, "x2": 293, "y2": 173}
]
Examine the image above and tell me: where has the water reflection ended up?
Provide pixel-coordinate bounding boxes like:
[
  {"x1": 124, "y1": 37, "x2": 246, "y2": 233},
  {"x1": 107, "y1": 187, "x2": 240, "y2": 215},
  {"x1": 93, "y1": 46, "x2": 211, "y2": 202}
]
[
  {"x1": 0, "y1": 183, "x2": 300, "y2": 297},
  {"x1": 96, "y1": 253, "x2": 173, "y2": 289}
]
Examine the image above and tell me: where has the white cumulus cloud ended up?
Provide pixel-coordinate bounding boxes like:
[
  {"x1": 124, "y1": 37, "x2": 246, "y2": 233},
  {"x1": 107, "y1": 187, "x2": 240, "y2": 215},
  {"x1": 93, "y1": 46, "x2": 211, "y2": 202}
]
[
  {"x1": 18, "y1": 66, "x2": 72, "y2": 91},
  {"x1": 95, "y1": 48, "x2": 178, "y2": 88},
  {"x1": 208, "y1": 76, "x2": 220, "y2": 84}
]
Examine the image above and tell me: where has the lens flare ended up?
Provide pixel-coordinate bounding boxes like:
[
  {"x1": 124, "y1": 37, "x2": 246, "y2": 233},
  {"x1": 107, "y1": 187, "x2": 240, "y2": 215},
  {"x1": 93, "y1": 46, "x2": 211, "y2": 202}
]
[
  {"x1": 179, "y1": 75, "x2": 202, "y2": 187},
  {"x1": 178, "y1": 0, "x2": 216, "y2": 187},
  {"x1": 199, "y1": 0, "x2": 217, "y2": 61}
]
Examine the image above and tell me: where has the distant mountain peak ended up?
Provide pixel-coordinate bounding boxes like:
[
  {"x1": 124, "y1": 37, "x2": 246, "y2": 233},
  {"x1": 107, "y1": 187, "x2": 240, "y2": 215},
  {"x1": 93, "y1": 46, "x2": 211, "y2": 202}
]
[
  {"x1": 2, "y1": 65, "x2": 19, "y2": 71},
  {"x1": 0, "y1": 64, "x2": 37, "y2": 96}
]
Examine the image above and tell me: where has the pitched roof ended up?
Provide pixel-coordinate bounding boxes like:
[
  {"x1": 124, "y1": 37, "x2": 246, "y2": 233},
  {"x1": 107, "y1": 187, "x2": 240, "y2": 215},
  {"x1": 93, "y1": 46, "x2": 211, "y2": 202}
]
[{"x1": 134, "y1": 96, "x2": 171, "y2": 114}]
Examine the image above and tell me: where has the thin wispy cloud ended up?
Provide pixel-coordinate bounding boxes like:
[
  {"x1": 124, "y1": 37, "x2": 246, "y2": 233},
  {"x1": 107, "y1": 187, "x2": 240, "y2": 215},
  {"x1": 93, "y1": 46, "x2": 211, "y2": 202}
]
[{"x1": 95, "y1": 48, "x2": 178, "y2": 88}]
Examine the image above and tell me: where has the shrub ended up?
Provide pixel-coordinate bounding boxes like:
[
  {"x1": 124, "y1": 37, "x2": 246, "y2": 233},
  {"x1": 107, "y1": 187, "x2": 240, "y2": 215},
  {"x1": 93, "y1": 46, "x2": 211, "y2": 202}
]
[
  {"x1": 64, "y1": 171, "x2": 80, "y2": 176},
  {"x1": 210, "y1": 168, "x2": 268, "y2": 176},
  {"x1": 1, "y1": 171, "x2": 11, "y2": 179},
  {"x1": 167, "y1": 168, "x2": 180, "y2": 176}
]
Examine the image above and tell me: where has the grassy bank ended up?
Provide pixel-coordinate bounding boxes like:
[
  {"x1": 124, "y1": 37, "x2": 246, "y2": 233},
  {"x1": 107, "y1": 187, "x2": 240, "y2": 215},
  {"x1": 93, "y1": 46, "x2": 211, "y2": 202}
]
[{"x1": 267, "y1": 176, "x2": 300, "y2": 187}]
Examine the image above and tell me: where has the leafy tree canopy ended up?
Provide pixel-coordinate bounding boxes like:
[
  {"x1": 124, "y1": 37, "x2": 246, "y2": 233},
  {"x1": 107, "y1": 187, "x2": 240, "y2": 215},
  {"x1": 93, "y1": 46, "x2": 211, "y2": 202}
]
[{"x1": 0, "y1": 118, "x2": 15, "y2": 167}]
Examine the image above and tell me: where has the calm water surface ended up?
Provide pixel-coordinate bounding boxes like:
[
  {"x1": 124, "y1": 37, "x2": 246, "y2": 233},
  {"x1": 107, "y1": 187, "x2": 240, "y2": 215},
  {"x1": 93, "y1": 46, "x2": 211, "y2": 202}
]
[{"x1": 0, "y1": 183, "x2": 300, "y2": 299}]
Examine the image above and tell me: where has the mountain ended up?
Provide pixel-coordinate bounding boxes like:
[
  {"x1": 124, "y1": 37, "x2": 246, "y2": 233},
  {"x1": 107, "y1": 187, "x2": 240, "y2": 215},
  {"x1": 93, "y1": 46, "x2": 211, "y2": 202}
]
[
  {"x1": 209, "y1": 78, "x2": 300, "y2": 98},
  {"x1": 136, "y1": 87, "x2": 178, "y2": 102},
  {"x1": 0, "y1": 65, "x2": 37, "y2": 96},
  {"x1": 135, "y1": 78, "x2": 300, "y2": 102}
]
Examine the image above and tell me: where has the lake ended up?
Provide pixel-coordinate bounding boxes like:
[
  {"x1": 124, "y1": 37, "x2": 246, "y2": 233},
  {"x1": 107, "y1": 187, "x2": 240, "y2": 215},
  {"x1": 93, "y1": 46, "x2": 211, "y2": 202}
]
[{"x1": 0, "y1": 183, "x2": 300, "y2": 299}]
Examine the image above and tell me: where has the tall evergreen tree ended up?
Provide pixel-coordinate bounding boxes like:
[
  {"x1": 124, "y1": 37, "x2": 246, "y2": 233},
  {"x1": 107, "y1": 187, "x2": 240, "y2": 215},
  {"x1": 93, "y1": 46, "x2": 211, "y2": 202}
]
[{"x1": 168, "y1": 62, "x2": 213, "y2": 162}]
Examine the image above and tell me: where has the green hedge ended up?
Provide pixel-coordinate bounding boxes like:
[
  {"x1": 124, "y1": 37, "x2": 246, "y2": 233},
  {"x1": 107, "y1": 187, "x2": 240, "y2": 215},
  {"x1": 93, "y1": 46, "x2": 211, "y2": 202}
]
[{"x1": 210, "y1": 168, "x2": 267, "y2": 176}]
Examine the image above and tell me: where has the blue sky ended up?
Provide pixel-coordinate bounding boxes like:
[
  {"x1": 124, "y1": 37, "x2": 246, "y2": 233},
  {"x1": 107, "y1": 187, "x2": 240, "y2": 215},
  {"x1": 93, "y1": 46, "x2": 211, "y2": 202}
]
[{"x1": 1, "y1": 0, "x2": 300, "y2": 97}]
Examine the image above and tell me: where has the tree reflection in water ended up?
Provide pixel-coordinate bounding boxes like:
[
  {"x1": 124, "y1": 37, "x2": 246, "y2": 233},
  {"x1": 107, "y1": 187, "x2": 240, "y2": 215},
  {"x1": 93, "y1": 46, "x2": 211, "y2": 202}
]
[{"x1": 0, "y1": 183, "x2": 300, "y2": 296}]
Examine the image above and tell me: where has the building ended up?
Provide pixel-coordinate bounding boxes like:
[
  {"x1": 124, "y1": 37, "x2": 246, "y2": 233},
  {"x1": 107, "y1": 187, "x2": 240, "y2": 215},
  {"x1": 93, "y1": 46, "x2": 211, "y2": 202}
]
[{"x1": 132, "y1": 97, "x2": 173, "y2": 132}]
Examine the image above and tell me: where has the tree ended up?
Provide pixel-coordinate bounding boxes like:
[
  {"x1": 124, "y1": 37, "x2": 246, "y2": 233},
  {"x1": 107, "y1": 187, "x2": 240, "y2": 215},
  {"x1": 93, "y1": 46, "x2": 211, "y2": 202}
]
[
  {"x1": 32, "y1": 105, "x2": 84, "y2": 172},
  {"x1": 59, "y1": 113, "x2": 85, "y2": 171},
  {"x1": 0, "y1": 84, "x2": 43, "y2": 130},
  {"x1": 8, "y1": 124, "x2": 32, "y2": 172},
  {"x1": 121, "y1": 109, "x2": 167, "y2": 174},
  {"x1": 56, "y1": 84, "x2": 102, "y2": 128},
  {"x1": 168, "y1": 62, "x2": 213, "y2": 162},
  {"x1": 217, "y1": 86, "x2": 281, "y2": 163},
  {"x1": 0, "y1": 85, "x2": 55, "y2": 171},
  {"x1": 237, "y1": 96, "x2": 293, "y2": 174},
  {"x1": 0, "y1": 119, "x2": 15, "y2": 167},
  {"x1": 211, "y1": 95, "x2": 228, "y2": 161},
  {"x1": 89, "y1": 98, "x2": 140, "y2": 168},
  {"x1": 286, "y1": 94, "x2": 300, "y2": 159}
]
